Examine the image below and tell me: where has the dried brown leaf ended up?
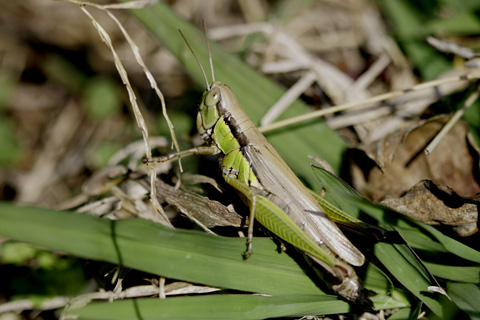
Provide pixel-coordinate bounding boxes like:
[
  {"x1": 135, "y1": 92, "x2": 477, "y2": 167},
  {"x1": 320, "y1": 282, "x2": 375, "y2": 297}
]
[
  {"x1": 78, "y1": 164, "x2": 242, "y2": 229},
  {"x1": 353, "y1": 115, "x2": 480, "y2": 200},
  {"x1": 153, "y1": 179, "x2": 243, "y2": 229},
  {"x1": 382, "y1": 180, "x2": 478, "y2": 237},
  {"x1": 352, "y1": 115, "x2": 480, "y2": 236}
]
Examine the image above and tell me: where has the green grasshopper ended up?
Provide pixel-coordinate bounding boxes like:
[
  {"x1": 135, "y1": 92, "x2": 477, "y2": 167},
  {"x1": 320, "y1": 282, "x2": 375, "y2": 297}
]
[{"x1": 144, "y1": 29, "x2": 373, "y2": 308}]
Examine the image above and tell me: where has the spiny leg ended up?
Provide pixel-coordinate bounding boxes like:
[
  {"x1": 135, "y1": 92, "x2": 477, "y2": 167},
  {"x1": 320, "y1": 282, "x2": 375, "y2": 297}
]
[
  {"x1": 244, "y1": 194, "x2": 257, "y2": 259},
  {"x1": 143, "y1": 146, "x2": 220, "y2": 164},
  {"x1": 224, "y1": 176, "x2": 262, "y2": 259}
]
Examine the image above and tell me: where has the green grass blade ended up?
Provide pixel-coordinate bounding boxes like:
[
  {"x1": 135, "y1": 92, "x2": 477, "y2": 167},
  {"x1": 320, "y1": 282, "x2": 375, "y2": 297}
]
[
  {"x1": 392, "y1": 227, "x2": 448, "y2": 253},
  {"x1": 65, "y1": 294, "x2": 349, "y2": 320},
  {"x1": 65, "y1": 293, "x2": 409, "y2": 320},
  {"x1": 413, "y1": 222, "x2": 480, "y2": 263},
  {"x1": 373, "y1": 241, "x2": 443, "y2": 316},
  {"x1": 388, "y1": 302, "x2": 423, "y2": 320},
  {"x1": 309, "y1": 165, "x2": 365, "y2": 219},
  {"x1": 307, "y1": 167, "x2": 451, "y2": 316},
  {"x1": 447, "y1": 282, "x2": 480, "y2": 320},
  {"x1": 424, "y1": 263, "x2": 480, "y2": 283},
  {"x1": 123, "y1": 1, "x2": 347, "y2": 183},
  {"x1": 0, "y1": 202, "x2": 409, "y2": 318},
  {"x1": 0, "y1": 202, "x2": 320, "y2": 295}
]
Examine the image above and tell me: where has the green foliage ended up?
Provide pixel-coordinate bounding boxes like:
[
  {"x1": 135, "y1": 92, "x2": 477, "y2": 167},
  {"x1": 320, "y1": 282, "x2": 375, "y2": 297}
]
[
  {"x1": 379, "y1": 0, "x2": 480, "y2": 146},
  {"x1": 312, "y1": 165, "x2": 480, "y2": 319},
  {"x1": 156, "y1": 110, "x2": 194, "y2": 138},
  {"x1": 378, "y1": 0, "x2": 480, "y2": 80},
  {"x1": 0, "y1": 118, "x2": 22, "y2": 166},
  {"x1": 0, "y1": 72, "x2": 15, "y2": 111},
  {"x1": 0, "y1": 72, "x2": 20, "y2": 166},
  {"x1": 0, "y1": 202, "x2": 408, "y2": 318},
  {"x1": 3, "y1": 160, "x2": 479, "y2": 318},
  {"x1": 1, "y1": 241, "x2": 87, "y2": 297},
  {"x1": 69, "y1": 295, "x2": 353, "y2": 320},
  {"x1": 41, "y1": 54, "x2": 88, "y2": 92},
  {"x1": 87, "y1": 140, "x2": 122, "y2": 169},
  {"x1": 83, "y1": 76, "x2": 121, "y2": 121}
]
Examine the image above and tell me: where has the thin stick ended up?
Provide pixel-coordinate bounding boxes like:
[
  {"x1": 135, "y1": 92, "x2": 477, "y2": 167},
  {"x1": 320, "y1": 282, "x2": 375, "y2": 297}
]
[{"x1": 259, "y1": 72, "x2": 480, "y2": 133}]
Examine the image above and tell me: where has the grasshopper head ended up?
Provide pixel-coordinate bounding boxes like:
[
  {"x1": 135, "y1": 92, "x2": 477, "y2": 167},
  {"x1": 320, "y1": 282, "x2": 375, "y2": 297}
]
[{"x1": 197, "y1": 81, "x2": 238, "y2": 140}]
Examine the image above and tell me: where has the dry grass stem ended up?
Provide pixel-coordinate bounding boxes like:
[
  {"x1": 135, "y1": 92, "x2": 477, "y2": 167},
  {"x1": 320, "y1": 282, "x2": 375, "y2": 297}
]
[
  {"x1": 61, "y1": 0, "x2": 180, "y2": 226},
  {"x1": 259, "y1": 71, "x2": 480, "y2": 134},
  {"x1": 427, "y1": 36, "x2": 475, "y2": 59},
  {"x1": 63, "y1": 282, "x2": 220, "y2": 312},
  {"x1": 0, "y1": 297, "x2": 69, "y2": 314}
]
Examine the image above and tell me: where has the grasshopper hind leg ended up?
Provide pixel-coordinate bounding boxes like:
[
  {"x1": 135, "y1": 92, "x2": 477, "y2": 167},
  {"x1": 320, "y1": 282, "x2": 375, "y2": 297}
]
[
  {"x1": 224, "y1": 176, "x2": 268, "y2": 259},
  {"x1": 243, "y1": 195, "x2": 257, "y2": 259}
]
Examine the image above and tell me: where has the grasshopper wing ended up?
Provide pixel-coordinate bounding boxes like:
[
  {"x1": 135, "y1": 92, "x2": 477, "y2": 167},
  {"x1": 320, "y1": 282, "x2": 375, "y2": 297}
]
[{"x1": 243, "y1": 143, "x2": 365, "y2": 266}]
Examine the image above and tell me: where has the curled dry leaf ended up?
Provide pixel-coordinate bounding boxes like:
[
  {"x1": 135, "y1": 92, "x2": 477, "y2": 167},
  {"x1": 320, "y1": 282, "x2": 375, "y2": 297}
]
[
  {"x1": 151, "y1": 178, "x2": 243, "y2": 229},
  {"x1": 163, "y1": 282, "x2": 220, "y2": 296},
  {"x1": 351, "y1": 115, "x2": 480, "y2": 236},
  {"x1": 382, "y1": 180, "x2": 479, "y2": 237}
]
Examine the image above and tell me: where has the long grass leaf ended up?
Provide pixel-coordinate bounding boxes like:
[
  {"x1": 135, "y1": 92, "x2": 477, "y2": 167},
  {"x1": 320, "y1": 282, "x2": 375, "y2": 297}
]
[
  {"x1": 424, "y1": 263, "x2": 480, "y2": 283},
  {"x1": 308, "y1": 167, "x2": 448, "y2": 316},
  {"x1": 65, "y1": 293, "x2": 409, "y2": 320},
  {"x1": 0, "y1": 202, "x2": 409, "y2": 318},
  {"x1": 373, "y1": 241, "x2": 443, "y2": 316},
  {"x1": 0, "y1": 202, "x2": 320, "y2": 295},
  {"x1": 447, "y1": 282, "x2": 480, "y2": 320},
  {"x1": 66, "y1": 294, "x2": 349, "y2": 320},
  {"x1": 413, "y1": 222, "x2": 480, "y2": 263}
]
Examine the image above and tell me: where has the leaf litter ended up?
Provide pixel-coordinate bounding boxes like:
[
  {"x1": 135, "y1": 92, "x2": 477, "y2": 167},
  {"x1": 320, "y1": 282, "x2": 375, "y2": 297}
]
[{"x1": 351, "y1": 115, "x2": 479, "y2": 236}]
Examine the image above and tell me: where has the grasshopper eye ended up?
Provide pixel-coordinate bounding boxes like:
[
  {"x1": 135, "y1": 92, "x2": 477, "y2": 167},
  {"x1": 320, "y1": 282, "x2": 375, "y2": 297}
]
[{"x1": 205, "y1": 87, "x2": 220, "y2": 107}]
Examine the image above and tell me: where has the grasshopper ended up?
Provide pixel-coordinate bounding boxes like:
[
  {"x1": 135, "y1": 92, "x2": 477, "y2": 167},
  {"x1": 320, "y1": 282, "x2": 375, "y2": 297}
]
[{"x1": 144, "y1": 28, "x2": 373, "y2": 308}]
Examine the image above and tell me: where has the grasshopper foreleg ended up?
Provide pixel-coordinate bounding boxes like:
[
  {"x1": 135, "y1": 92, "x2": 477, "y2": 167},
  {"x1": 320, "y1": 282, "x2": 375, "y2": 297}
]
[{"x1": 143, "y1": 146, "x2": 220, "y2": 164}]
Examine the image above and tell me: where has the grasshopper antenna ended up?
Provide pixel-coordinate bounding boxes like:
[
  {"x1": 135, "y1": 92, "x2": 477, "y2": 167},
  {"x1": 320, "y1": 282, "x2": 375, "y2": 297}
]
[
  {"x1": 202, "y1": 20, "x2": 215, "y2": 83},
  {"x1": 178, "y1": 29, "x2": 210, "y2": 90}
]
